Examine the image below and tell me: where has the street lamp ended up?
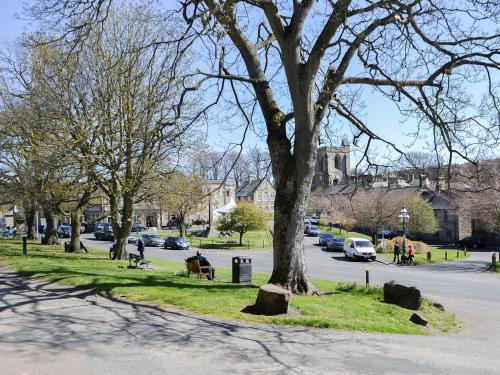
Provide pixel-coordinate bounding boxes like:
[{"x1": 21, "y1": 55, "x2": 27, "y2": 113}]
[{"x1": 398, "y1": 206, "x2": 410, "y2": 254}]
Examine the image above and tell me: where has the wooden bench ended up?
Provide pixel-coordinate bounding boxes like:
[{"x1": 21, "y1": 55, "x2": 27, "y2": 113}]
[
  {"x1": 185, "y1": 259, "x2": 212, "y2": 279},
  {"x1": 129, "y1": 254, "x2": 151, "y2": 269}
]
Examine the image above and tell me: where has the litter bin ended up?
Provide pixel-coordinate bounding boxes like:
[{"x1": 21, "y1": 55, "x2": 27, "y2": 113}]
[{"x1": 232, "y1": 256, "x2": 252, "y2": 284}]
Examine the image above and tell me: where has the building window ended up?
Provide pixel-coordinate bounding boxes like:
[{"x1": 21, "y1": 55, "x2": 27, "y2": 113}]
[{"x1": 443, "y1": 211, "x2": 448, "y2": 223}]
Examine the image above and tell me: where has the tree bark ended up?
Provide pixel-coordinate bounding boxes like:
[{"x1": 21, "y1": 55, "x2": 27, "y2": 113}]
[
  {"x1": 25, "y1": 208, "x2": 37, "y2": 240},
  {"x1": 110, "y1": 195, "x2": 133, "y2": 260},
  {"x1": 42, "y1": 209, "x2": 58, "y2": 245},
  {"x1": 239, "y1": 231, "x2": 243, "y2": 245},
  {"x1": 178, "y1": 214, "x2": 186, "y2": 237},
  {"x1": 69, "y1": 208, "x2": 82, "y2": 253}
]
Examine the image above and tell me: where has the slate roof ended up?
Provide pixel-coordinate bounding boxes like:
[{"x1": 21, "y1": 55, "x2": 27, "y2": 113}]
[{"x1": 235, "y1": 180, "x2": 263, "y2": 197}]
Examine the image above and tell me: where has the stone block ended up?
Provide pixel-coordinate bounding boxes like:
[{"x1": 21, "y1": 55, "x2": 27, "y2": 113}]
[
  {"x1": 410, "y1": 312, "x2": 428, "y2": 326},
  {"x1": 384, "y1": 280, "x2": 422, "y2": 310},
  {"x1": 242, "y1": 284, "x2": 291, "y2": 316}
]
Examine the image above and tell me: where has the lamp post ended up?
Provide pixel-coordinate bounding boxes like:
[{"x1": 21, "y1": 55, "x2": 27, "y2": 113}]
[{"x1": 398, "y1": 207, "x2": 410, "y2": 255}]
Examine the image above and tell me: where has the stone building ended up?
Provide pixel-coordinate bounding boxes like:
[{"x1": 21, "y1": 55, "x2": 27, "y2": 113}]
[
  {"x1": 235, "y1": 179, "x2": 275, "y2": 213},
  {"x1": 311, "y1": 138, "x2": 350, "y2": 190}
]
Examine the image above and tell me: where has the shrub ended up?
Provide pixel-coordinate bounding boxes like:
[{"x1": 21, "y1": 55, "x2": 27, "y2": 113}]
[{"x1": 383, "y1": 236, "x2": 429, "y2": 254}]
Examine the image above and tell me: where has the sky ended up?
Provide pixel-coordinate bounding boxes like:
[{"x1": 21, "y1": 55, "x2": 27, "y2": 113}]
[{"x1": 0, "y1": 1, "x2": 497, "y2": 167}]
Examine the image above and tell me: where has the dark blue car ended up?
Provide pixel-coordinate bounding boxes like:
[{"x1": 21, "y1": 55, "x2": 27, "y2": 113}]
[
  {"x1": 164, "y1": 237, "x2": 190, "y2": 250},
  {"x1": 319, "y1": 232, "x2": 334, "y2": 246}
]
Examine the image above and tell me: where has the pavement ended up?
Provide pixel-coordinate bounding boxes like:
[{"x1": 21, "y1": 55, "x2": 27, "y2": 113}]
[{"x1": 0, "y1": 234, "x2": 499, "y2": 374}]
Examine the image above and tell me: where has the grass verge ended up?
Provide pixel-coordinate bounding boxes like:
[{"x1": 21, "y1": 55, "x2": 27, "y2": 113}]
[
  {"x1": 377, "y1": 247, "x2": 470, "y2": 265},
  {"x1": 0, "y1": 239, "x2": 458, "y2": 335}
]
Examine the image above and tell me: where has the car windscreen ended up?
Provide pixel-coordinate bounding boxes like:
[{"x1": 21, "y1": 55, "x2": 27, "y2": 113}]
[
  {"x1": 355, "y1": 240, "x2": 372, "y2": 248},
  {"x1": 309, "y1": 226, "x2": 318, "y2": 230}
]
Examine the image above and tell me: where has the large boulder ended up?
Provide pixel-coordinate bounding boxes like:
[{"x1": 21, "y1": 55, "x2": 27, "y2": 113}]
[
  {"x1": 242, "y1": 284, "x2": 291, "y2": 316},
  {"x1": 383, "y1": 280, "x2": 422, "y2": 310}
]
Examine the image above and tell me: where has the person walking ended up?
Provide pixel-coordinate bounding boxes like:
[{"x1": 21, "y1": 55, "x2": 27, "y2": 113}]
[
  {"x1": 393, "y1": 242, "x2": 401, "y2": 264},
  {"x1": 137, "y1": 237, "x2": 145, "y2": 258},
  {"x1": 408, "y1": 245, "x2": 415, "y2": 265}
]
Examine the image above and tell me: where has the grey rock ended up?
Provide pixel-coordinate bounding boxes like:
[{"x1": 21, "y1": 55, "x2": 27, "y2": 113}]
[
  {"x1": 242, "y1": 284, "x2": 291, "y2": 316},
  {"x1": 410, "y1": 312, "x2": 428, "y2": 326},
  {"x1": 383, "y1": 280, "x2": 422, "y2": 310}
]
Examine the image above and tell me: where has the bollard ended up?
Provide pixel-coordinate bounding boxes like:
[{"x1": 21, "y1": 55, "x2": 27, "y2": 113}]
[
  {"x1": 247, "y1": 240, "x2": 250, "y2": 249},
  {"x1": 365, "y1": 269, "x2": 369, "y2": 286},
  {"x1": 457, "y1": 250, "x2": 459, "y2": 258},
  {"x1": 445, "y1": 251, "x2": 448, "y2": 260},
  {"x1": 199, "y1": 239, "x2": 201, "y2": 248},
  {"x1": 427, "y1": 251, "x2": 432, "y2": 262},
  {"x1": 492, "y1": 253, "x2": 497, "y2": 270},
  {"x1": 22, "y1": 236, "x2": 27, "y2": 256},
  {"x1": 262, "y1": 240, "x2": 265, "y2": 248}
]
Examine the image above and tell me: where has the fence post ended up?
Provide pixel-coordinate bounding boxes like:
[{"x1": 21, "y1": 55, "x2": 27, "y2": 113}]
[
  {"x1": 426, "y1": 251, "x2": 431, "y2": 262},
  {"x1": 456, "y1": 250, "x2": 459, "y2": 258},
  {"x1": 445, "y1": 251, "x2": 448, "y2": 260},
  {"x1": 262, "y1": 240, "x2": 265, "y2": 248},
  {"x1": 22, "y1": 236, "x2": 27, "y2": 256},
  {"x1": 492, "y1": 253, "x2": 497, "y2": 270},
  {"x1": 247, "y1": 240, "x2": 250, "y2": 249},
  {"x1": 365, "y1": 269, "x2": 369, "y2": 286}
]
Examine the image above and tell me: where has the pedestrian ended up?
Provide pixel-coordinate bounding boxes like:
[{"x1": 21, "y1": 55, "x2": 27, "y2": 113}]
[
  {"x1": 393, "y1": 242, "x2": 401, "y2": 264},
  {"x1": 137, "y1": 237, "x2": 145, "y2": 258},
  {"x1": 408, "y1": 245, "x2": 415, "y2": 264},
  {"x1": 80, "y1": 241, "x2": 88, "y2": 253}
]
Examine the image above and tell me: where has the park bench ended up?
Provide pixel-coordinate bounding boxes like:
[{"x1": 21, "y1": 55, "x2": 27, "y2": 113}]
[
  {"x1": 185, "y1": 259, "x2": 212, "y2": 279},
  {"x1": 128, "y1": 253, "x2": 151, "y2": 269}
]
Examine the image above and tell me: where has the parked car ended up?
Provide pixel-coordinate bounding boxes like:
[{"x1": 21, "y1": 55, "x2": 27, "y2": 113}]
[
  {"x1": 94, "y1": 222, "x2": 114, "y2": 241},
  {"x1": 304, "y1": 220, "x2": 312, "y2": 233},
  {"x1": 192, "y1": 218, "x2": 206, "y2": 225},
  {"x1": 309, "y1": 216, "x2": 319, "y2": 225},
  {"x1": 166, "y1": 220, "x2": 177, "y2": 228},
  {"x1": 456, "y1": 236, "x2": 482, "y2": 248},
  {"x1": 131, "y1": 224, "x2": 146, "y2": 233},
  {"x1": 164, "y1": 236, "x2": 190, "y2": 250},
  {"x1": 344, "y1": 238, "x2": 376, "y2": 261},
  {"x1": 128, "y1": 234, "x2": 138, "y2": 244},
  {"x1": 377, "y1": 229, "x2": 396, "y2": 239},
  {"x1": 307, "y1": 225, "x2": 320, "y2": 237},
  {"x1": 57, "y1": 225, "x2": 72, "y2": 238},
  {"x1": 326, "y1": 237, "x2": 345, "y2": 252},
  {"x1": 319, "y1": 232, "x2": 334, "y2": 246},
  {"x1": 142, "y1": 234, "x2": 164, "y2": 247}
]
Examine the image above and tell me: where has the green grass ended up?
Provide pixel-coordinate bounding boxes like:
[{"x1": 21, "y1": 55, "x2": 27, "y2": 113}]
[
  {"x1": 377, "y1": 247, "x2": 470, "y2": 265},
  {"x1": 318, "y1": 226, "x2": 371, "y2": 240},
  {"x1": 0, "y1": 238, "x2": 458, "y2": 335}
]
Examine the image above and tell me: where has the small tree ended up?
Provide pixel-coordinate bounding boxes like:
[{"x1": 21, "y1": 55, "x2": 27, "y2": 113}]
[
  {"x1": 160, "y1": 173, "x2": 207, "y2": 237},
  {"x1": 218, "y1": 203, "x2": 267, "y2": 245},
  {"x1": 404, "y1": 195, "x2": 438, "y2": 238},
  {"x1": 339, "y1": 218, "x2": 356, "y2": 236}
]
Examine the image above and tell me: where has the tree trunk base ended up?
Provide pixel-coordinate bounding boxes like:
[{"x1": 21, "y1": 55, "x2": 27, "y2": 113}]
[{"x1": 268, "y1": 273, "x2": 319, "y2": 296}]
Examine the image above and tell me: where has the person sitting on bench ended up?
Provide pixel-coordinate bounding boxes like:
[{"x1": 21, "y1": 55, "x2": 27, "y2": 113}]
[{"x1": 187, "y1": 251, "x2": 215, "y2": 280}]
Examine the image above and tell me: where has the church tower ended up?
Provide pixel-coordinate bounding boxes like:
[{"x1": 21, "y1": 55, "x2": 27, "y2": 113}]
[{"x1": 311, "y1": 138, "x2": 350, "y2": 191}]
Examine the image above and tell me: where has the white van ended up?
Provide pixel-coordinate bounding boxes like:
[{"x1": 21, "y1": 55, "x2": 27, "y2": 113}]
[{"x1": 344, "y1": 238, "x2": 376, "y2": 261}]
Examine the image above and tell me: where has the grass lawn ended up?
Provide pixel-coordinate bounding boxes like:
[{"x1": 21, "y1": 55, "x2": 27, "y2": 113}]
[
  {"x1": 0, "y1": 239, "x2": 458, "y2": 335},
  {"x1": 133, "y1": 229, "x2": 273, "y2": 250},
  {"x1": 187, "y1": 230, "x2": 273, "y2": 250},
  {"x1": 377, "y1": 247, "x2": 470, "y2": 265},
  {"x1": 318, "y1": 226, "x2": 371, "y2": 240}
]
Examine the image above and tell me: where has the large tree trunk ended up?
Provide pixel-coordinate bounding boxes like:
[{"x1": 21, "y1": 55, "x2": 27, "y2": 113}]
[
  {"x1": 110, "y1": 195, "x2": 133, "y2": 260},
  {"x1": 266, "y1": 101, "x2": 319, "y2": 295},
  {"x1": 69, "y1": 208, "x2": 82, "y2": 253},
  {"x1": 42, "y1": 209, "x2": 58, "y2": 245},
  {"x1": 178, "y1": 214, "x2": 186, "y2": 237},
  {"x1": 25, "y1": 208, "x2": 37, "y2": 240}
]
